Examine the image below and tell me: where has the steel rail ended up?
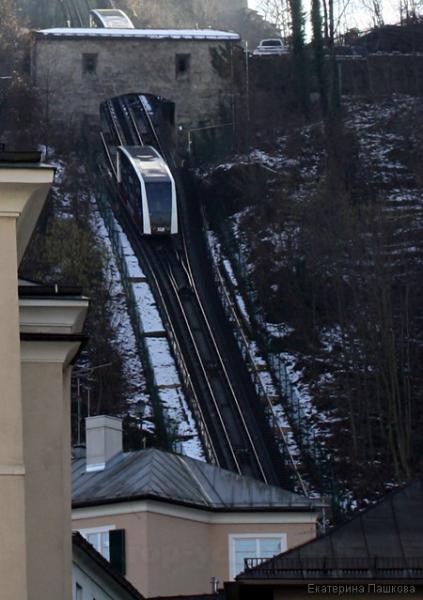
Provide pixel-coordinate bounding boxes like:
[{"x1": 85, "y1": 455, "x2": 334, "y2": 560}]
[
  {"x1": 107, "y1": 102, "x2": 242, "y2": 474},
  {"x1": 152, "y1": 244, "x2": 243, "y2": 473},
  {"x1": 212, "y1": 257, "x2": 309, "y2": 495},
  {"x1": 119, "y1": 213, "x2": 236, "y2": 471},
  {"x1": 135, "y1": 238, "x2": 221, "y2": 468},
  {"x1": 131, "y1": 100, "x2": 272, "y2": 481},
  {"x1": 178, "y1": 229, "x2": 271, "y2": 484},
  {"x1": 69, "y1": 0, "x2": 84, "y2": 26},
  {"x1": 129, "y1": 97, "x2": 269, "y2": 481},
  {"x1": 106, "y1": 100, "x2": 125, "y2": 146},
  {"x1": 102, "y1": 96, "x2": 283, "y2": 484},
  {"x1": 100, "y1": 132, "x2": 117, "y2": 178}
]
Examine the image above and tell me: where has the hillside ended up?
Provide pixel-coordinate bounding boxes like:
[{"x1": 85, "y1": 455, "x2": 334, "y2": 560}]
[{"x1": 200, "y1": 94, "x2": 423, "y2": 504}]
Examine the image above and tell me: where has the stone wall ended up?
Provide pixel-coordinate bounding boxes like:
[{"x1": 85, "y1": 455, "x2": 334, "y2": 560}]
[
  {"x1": 246, "y1": 53, "x2": 423, "y2": 131},
  {"x1": 337, "y1": 54, "x2": 423, "y2": 96},
  {"x1": 31, "y1": 34, "x2": 236, "y2": 132}
]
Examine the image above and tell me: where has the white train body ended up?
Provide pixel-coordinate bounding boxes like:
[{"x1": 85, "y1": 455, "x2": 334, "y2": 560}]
[
  {"x1": 89, "y1": 9, "x2": 135, "y2": 29},
  {"x1": 117, "y1": 145, "x2": 178, "y2": 235}
]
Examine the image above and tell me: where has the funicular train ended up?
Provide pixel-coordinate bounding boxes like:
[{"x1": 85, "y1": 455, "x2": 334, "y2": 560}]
[
  {"x1": 89, "y1": 9, "x2": 135, "y2": 29},
  {"x1": 116, "y1": 145, "x2": 178, "y2": 235}
]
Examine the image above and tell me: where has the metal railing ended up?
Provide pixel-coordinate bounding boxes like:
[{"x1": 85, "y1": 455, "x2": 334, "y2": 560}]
[
  {"x1": 242, "y1": 555, "x2": 423, "y2": 579},
  {"x1": 205, "y1": 217, "x2": 348, "y2": 507},
  {"x1": 200, "y1": 207, "x2": 308, "y2": 494}
]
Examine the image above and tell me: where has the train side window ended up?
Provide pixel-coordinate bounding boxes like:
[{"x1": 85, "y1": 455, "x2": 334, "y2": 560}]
[
  {"x1": 82, "y1": 53, "x2": 98, "y2": 75},
  {"x1": 175, "y1": 54, "x2": 191, "y2": 79}
]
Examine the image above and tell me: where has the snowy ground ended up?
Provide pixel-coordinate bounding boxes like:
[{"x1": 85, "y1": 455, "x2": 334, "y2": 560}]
[
  {"x1": 97, "y1": 207, "x2": 205, "y2": 460},
  {"x1": 200, "y1": 94, "x2": 423, "y2": 502},
  {"x1": 90, "y1": 202, "x2": 151, "y2": 418},
  {"x1": 206, "y1": 230, "x2": 306, "y2": 474}
]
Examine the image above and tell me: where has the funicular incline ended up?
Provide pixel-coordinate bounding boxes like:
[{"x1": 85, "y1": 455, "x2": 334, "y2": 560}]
[
  {"x1": 100, "y1": 94, "x2": 304, "y2": 490},
  {"x1": 62, "y1": 0, "x2": 114, "y2": 27}
]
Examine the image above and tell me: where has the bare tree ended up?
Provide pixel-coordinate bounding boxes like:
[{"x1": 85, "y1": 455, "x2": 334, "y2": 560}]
[
  {"x1": 361, "y1": 0, "x2": 384, "y2": 26},
  {"x1": 257, "y1": 0, "x2": 291, "y2": 40}
]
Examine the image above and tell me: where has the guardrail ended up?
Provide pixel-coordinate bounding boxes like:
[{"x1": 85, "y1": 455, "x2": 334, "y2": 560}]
[
  {"x1": 202, "y1": 213, "x2": 347, "y2": 508},
  {"x1": 200, "y1": 206, "x2": 308, "y2": 494}
]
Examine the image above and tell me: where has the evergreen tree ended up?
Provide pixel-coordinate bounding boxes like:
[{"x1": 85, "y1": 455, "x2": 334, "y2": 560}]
[
  {"x1": 289, "y1": 0, "x2": 309, "y2": 117},
  {"x1": 311, "y1": 0, "x2": 328, "y2": 116}
]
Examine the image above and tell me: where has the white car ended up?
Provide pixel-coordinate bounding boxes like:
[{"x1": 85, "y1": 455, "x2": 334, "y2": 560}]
[{"x1": 253, "y1": 39, "x2": 286, "y2": 56}]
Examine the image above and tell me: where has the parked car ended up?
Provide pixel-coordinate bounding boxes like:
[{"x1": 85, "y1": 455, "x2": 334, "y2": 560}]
[{"x1": 253, "y1": 39, "x2": 287, "y2": 56}]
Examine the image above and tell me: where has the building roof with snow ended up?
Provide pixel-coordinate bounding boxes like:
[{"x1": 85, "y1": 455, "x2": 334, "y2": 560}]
[
  {"x1": 72, "y1": 447, "x2": 317, "y2": 512},
  {"x1": 34, "y1": 28, "x2": 240, "y2": 41}
]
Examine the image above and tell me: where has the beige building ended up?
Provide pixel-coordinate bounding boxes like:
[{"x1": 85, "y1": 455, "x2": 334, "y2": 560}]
[
  {"x1": 228, "y1": 479, "x2": 423, "y2": 599},
  {"x1": 72, "y1": 532, "x2": 144, "y2": 600},
  {"x1": 0, "y1": 151, "x2": 88, "y2": 600},
  {"x1": 72, "y1": 416, "x2": 319, "y2": 598},
  {"x1": 31, "y1": 28, "x2": 240, "y2": 132}
]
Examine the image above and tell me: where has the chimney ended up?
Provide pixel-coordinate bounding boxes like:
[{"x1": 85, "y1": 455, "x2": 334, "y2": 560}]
[{"x1": 86, "y1": 415, "x2": 122, "y2": 472}]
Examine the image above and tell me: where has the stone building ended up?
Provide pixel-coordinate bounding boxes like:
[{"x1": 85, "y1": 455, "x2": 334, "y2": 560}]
[{"x1": 31, "y1": 28, "x2": 240, "y2": 132}]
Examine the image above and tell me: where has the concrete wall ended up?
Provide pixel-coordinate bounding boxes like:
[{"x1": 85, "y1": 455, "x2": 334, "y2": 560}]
[
  {"x1": 0, "y1": 217, "x2": 28, "y2": 600},
  {"x1": 72, "y1": 505, "x2": 317, "y2": 597},
  {"x1": 32, "y1": 35, "x2": 236, "y2": 131},
  {"x1": 21, "y1": 357, "x2": 74, "y2": 600}
]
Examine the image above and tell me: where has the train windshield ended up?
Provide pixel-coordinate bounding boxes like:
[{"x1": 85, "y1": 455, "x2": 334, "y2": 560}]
[{"x1": 145, "y1": 181, "x2": 172, "y2": 228}]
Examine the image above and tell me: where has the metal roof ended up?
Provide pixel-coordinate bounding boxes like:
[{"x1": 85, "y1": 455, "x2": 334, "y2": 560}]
[
  {"x1": 238, "y1": 480, "x2": 423, "y2": 580},
  {"x1": 72, "y1": 448, "x2": 317, "y2": 511},
  {"x1": 35, "y1": 28, "x2": 240, "y2": 41},
  {"x1": 149, "y1": 594, "x2": 226, "y2": 600},
  {"x1": 119, "y1": 146, "x2": 170, "y2": 182}
]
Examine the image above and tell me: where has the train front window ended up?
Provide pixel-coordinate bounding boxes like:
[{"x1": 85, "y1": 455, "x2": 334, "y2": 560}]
[{"x1": 145, "y1": 182, "x2": 172, "y2": 227}]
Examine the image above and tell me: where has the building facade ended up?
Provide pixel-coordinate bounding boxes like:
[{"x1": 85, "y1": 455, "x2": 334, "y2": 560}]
[
  {"x1": 0, "y1": 151, "x2": 88, "y2": 600},
  {"x1": 227, "y1": 480, "x2": 423, "y2": 599},
  {"x1": 72, "y1": 532, "x2": 144, "y2": 600},
  {"x1": 31, "y1": 29, "x2": 240, "y2": 132},
  {"x1": 72, "y1": 416, "x2": 319, "y2": 598}
]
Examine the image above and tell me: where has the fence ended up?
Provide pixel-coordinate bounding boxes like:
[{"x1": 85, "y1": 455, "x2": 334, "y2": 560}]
[{"x1": 206, "y1": 216, "x2": 349, "y2": 514}]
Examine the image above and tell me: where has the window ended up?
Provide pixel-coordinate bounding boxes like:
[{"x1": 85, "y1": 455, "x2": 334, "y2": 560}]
[
  {"x1": 175, "y1": 53, "x2": 191, "y2": 79},
  {"x1": 75, "y1": 582, "x2": 83, "y2": 600},
  {"x1": 82, "y1": 53, "x2": 98, "y2": 75},
  {"x1": 77, "y1": 526, "x2": 126, "y2": 575},
  {"x1": 229, "y1": 534, "x2": 287, "y2": 579},
  {"x1": 78, "y1": 525, "x2": 115, "y2": 561}
]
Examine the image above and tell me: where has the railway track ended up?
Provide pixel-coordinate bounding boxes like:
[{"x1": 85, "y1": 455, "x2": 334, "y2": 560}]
[
  {"x1": 100, "y1": 95, "x2": 298, "y2": 488},
  {"x1": 62, "y1": 0, "x2": 113, "y2": 26}
]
